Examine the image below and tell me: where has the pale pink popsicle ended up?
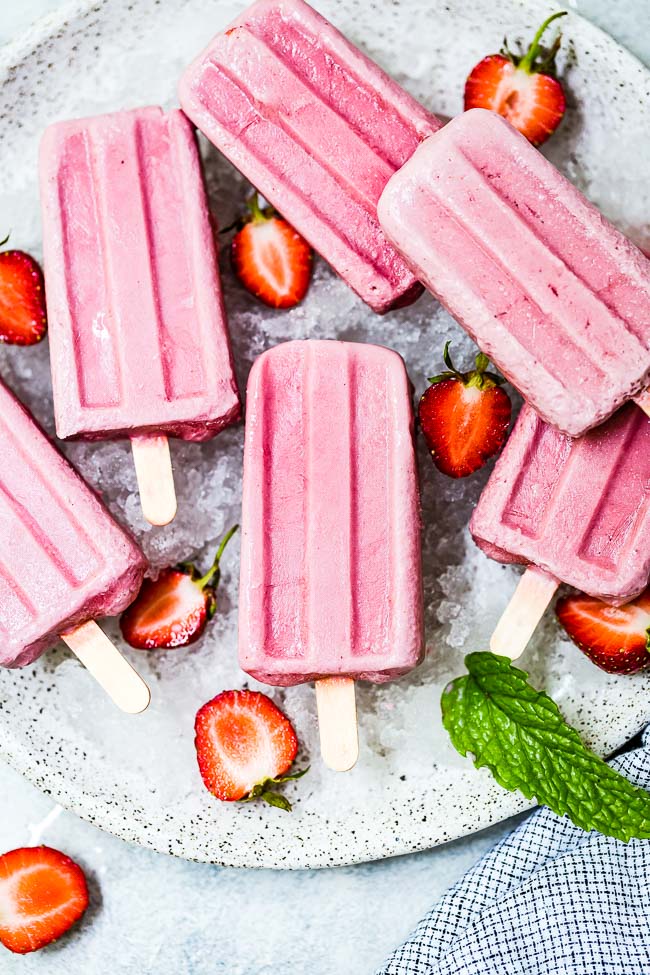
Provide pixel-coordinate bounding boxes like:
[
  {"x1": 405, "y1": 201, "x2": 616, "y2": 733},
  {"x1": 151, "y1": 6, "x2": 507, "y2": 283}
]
[
  {"x1": 0, "y1": 378, "x2": 146, "y2": 670},
  {"x1": 40, "y1": 106, "x2": 239, "y2": 442},
  {"x1": 179, "y1": 0, "x2": 441, "y2": 313},
  {"x1": 378, "y1": 109, "x2": 650, "y2": 437},
  {"x1": 471, "y1": 403, "x2": 650, "y2": 615},
  {"x1": 239, "y1": 340, "x2": 424, "y2": 685}
]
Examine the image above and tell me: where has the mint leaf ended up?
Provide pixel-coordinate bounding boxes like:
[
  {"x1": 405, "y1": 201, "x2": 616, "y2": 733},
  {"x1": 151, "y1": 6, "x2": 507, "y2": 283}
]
[{"x1": 441, "y1": 652, "x2": 650, "y2": 842}]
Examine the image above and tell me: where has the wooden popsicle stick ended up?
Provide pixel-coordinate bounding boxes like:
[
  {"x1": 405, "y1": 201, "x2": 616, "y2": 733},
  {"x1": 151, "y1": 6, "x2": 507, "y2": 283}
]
[
  {"x1": 633, "y1": 389, "x2": 650, "y2": 419},
  {"x1": 130, "y1": 434, "x2": 177, "y2": 526},
  {"x1": 490, "y1": 566, "x2": 559, "y2": 659},
  {"x1": 315, "y1": 677, "x2": 359, "y2": 772},
  {"x1": 61, "y1": 620, "x2": 150, "y2": 714}
]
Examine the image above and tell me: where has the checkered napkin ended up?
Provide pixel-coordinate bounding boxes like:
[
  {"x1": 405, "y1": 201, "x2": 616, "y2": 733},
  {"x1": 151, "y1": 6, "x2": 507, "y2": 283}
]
[{"x1": 378, "y1": 729, "x2": 650, "y2": 975}]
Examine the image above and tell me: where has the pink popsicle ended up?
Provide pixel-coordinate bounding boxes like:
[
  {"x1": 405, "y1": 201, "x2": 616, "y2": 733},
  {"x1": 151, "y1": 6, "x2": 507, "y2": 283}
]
[
  {"x1": 378, "y1": 109, "x2": 650, "y2": 437},
  {"x1": 0, "y1": 377, "x2": 149, "y2": 710},
  {"x1": 239, "y1": 340, "x2": 424, "y2": 768},
  {"x1": 179, "y1": 0, "x2": 441, "y2": 313},
  {"x1": 40, "y1": 106, "x2": 240, "y2": 524},
  {"x1": 471, "y1": 402, "x2": 650, "y2": 656}
]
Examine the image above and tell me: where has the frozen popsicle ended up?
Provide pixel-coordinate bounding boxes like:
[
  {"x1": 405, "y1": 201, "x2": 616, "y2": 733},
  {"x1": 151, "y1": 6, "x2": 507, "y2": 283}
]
[
  {"x1": 239, "y1": 340, "x2": 424, "y2": 770},
  {"x1": 40, "y1": 106, "x2": 240, "y2": 526},
  {"x1": 470, "y1": 402, "x2": 650, "y2": 658},
  {"x1": 0, "y1": 377, "x2": 149, "y2": 712},
  {"x1": 179, "y1": 0, "x2": 441, "y2": 313},
  {"x1": 378, "y1": 108, "x2": 650, "y2": 437}
]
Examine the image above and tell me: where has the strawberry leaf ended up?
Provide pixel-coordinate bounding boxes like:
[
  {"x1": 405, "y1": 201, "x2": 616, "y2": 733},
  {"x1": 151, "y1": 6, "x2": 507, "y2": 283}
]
[
  {"x1": 238, "y1": 767, "x2": 309, "y2": 812},
  {"x1": 427, "y1": 342, "x2": 506, "y2": 390},
  {"x1": 441, "y1": 652, "x2": 650, "y2": 841},
  {"x1": 259, "y1": 792, "x2": 293, "y2": 812}
]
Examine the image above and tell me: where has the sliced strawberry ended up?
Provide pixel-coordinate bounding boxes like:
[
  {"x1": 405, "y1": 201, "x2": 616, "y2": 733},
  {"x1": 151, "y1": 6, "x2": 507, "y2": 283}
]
[
  {"x1": 231, "y1": 194, "x2": 312, "y2": 308},
  {"x1": 556, "y1": 590, "x2": 650, "y2": 675},
  {"x1": 0, "y1": 846, "x2": 88, "y2": 954},
  {"x1": 195, "y1": 690, "x2": 306, "y2": 810},
  {"x1": 0, "y1": 236, "x2": 47, "y2": 345},
  {"x1": 120, "y1": 525, "x2": 238, "y2": 649},
  {"x1": 464, "y1": 12, "x2": 567, "y2": 146},
  {"x1": 419, "y1": 343, "x2": 511, "y2": 478}
]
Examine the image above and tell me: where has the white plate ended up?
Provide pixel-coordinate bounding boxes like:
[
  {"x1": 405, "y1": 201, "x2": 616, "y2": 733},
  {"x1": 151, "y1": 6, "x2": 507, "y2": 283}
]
[{"x1": 0, "y1": 0, "x2": 649, "y2": 869}]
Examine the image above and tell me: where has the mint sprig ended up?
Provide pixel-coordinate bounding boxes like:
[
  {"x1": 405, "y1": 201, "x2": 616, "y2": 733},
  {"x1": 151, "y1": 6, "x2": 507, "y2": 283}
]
[{"x1": 441, "y1": 652, "x2": 650, "y2": 842}]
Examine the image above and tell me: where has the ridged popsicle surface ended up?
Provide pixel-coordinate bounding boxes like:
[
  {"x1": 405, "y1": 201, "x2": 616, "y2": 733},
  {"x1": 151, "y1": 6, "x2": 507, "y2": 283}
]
[
  {"x1": 0, "y1": 380, "x2": 146, "y2": 667},
  {"x1": 40, "y1": 106, "x2": 239, "y2": 441},
  {"x1": 239, "y1": 340, "x2": 423, "y2": 684},
  {"x1": 471, "y1": 403, "x2": 650, "y2": 603},
  {"x1": 378, "y1": 109, "x2": 650, "y2": 436},
  {"x1": 179, "y1": 0, "x2": 440, "y2": 313}
]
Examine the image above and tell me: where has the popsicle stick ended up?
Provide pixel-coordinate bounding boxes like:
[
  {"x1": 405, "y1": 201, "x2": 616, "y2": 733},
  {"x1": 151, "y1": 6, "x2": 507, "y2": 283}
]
[
  {"x1": 490, "y1": 566, "x2": 560, "y2": 659},
  {"x1": 633, "y1": 389, "x2": 650, "y2": 419},
  {"x1": 131, "y1": 434, "x2": 177, "y2": 526},
  {"x1": 315, "y1": 677, "x2": 359, "y2": 772},
  {"x1": 61, "y1": 620, "x2": 151, "y2": 714}
]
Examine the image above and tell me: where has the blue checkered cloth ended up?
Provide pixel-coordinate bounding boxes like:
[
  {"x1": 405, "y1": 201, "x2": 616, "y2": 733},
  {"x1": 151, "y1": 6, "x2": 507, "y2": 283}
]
[{"x1": 378, "y1": 729, "x2": 650, "y2": 975}]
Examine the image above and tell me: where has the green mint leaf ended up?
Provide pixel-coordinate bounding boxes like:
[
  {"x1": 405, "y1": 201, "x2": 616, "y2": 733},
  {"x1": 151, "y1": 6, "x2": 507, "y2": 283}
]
[{"x1": 441, "y1": 652, "x2": 650, "y2": 842}]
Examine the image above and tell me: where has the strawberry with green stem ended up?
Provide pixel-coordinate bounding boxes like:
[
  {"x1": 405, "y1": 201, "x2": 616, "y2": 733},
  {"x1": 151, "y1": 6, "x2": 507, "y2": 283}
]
[
  {"x1": 195, "y1": 689, "x2": 307, "y2": 811},
  {"x1": 464, "y1": 11, "x2": 567, "y2": 146},
  {"x1": 419, "y1": 342, "x2": 511, "y2": 478},
  {"x1": 120, "y1": 525, "x2": 238, "y2": 649},
  {"x1": 231, "y1": 193, "x2": 312, "y2": 308}
]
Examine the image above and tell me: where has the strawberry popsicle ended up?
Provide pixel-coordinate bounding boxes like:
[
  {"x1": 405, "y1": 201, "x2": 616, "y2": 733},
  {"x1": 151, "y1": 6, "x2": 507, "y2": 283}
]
[
  {"x1": 40, "y1": 106, "x2": 240, "y2": 526},
  {"x1": 239, "y1": 340, "x2": 424, "y2": 769},
  {"x1": 378, "y1": 109, "x2": 650, "y2": 437},
  {"x1": 471, "y1": 402, "x2": 650, "y2": 657},
  {"x1": 0, "y1": 377, "x2": 149, "y2": 712},
  {"x1": 179, "y1": 0, "x2": 441, "y2": 313}
]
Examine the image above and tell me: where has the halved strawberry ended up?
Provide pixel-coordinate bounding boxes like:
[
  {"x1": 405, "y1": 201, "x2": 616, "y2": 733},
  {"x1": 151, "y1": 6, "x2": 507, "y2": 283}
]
[
  {"x1": 556, "y1": 590, "x2": 650, "y2": 675},
  {"x1": 195, "y1": 690, "x2": 306, "y2": 810},
  {"x1": 120, "y1": 525, "x2": 238, "y2": 649},
  {"x1": 0, "y1": 235, "x2": 47, "y2": 345},
  {"x1": 419, "y1": 343, "x2": 511, "y2": 478},
  {"x1": 231, "y1": 193, "x2": 312, "y2": 308},
  {"x1": 0, "y1": 846, "x2": 88, "y2": 954},
  {"x1": 464, "y1": 12, "x2": 567, "y2": 146}
]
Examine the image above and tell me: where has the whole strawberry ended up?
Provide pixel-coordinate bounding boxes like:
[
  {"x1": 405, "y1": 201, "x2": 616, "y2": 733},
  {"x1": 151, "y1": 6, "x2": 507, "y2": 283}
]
[
  {"x1": 464, "y1": 11, "x2": 567, "y2": 146},
  {"x1": 0, "y1": 234, "x2": 47, "y2": 345},
  {"x1": 231, "y1": 193, "x2": 312, "y2": 308},
  {"x1": 120, "y1": 525, "x2": 238, "y2": 650},
  {"x1": 419, "y1": 343, "x2": 511, "y2": 478},
  {"x1": 556, "y1": 589, "x2": 650, "y2": 675},
  {"x1": 195, "y1": 690, "x2": 307, "y2": 810}
]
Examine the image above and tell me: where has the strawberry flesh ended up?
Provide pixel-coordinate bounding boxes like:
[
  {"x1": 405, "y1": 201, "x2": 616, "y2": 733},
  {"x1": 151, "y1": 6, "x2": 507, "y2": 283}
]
[
  {"x1": 419, "y1": 343, "x2": 511, "y2": 478},
  {"x1": 231, "y1": 194, "x2": 312, "y2": 308},
  {"x1": 0, "y1": 250, "x2": 47, "y2": 345},
  {"x1": 556, "y1": 590, "x2": 650, "y2": 675},
  {"x1": 464, "y1": 12, "x2": 567, "y2": 146},
  {"x1": 0, "y1": 846, "x2": 88, "y2": 954},
  {"x1": 120, "y1": 525, "x2": 238, "y2": 650},
  {"x1": 120, "y1": 568, "x2": 209, "y2": 649},
  {"x1": 195, "y1": 690, "x2": 302, "y2": 808}
]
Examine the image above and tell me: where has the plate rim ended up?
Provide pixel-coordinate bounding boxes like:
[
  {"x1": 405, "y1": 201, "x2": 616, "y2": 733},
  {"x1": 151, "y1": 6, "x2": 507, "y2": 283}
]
[{"x1": 1, "y1": 0, "x2": 649, "y2": 869}]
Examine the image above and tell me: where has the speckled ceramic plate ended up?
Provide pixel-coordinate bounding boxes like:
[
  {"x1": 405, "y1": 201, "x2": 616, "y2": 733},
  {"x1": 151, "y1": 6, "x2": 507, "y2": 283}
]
[{"x1": 0, "y1": 0, "x2": 649, "y2": 869}]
